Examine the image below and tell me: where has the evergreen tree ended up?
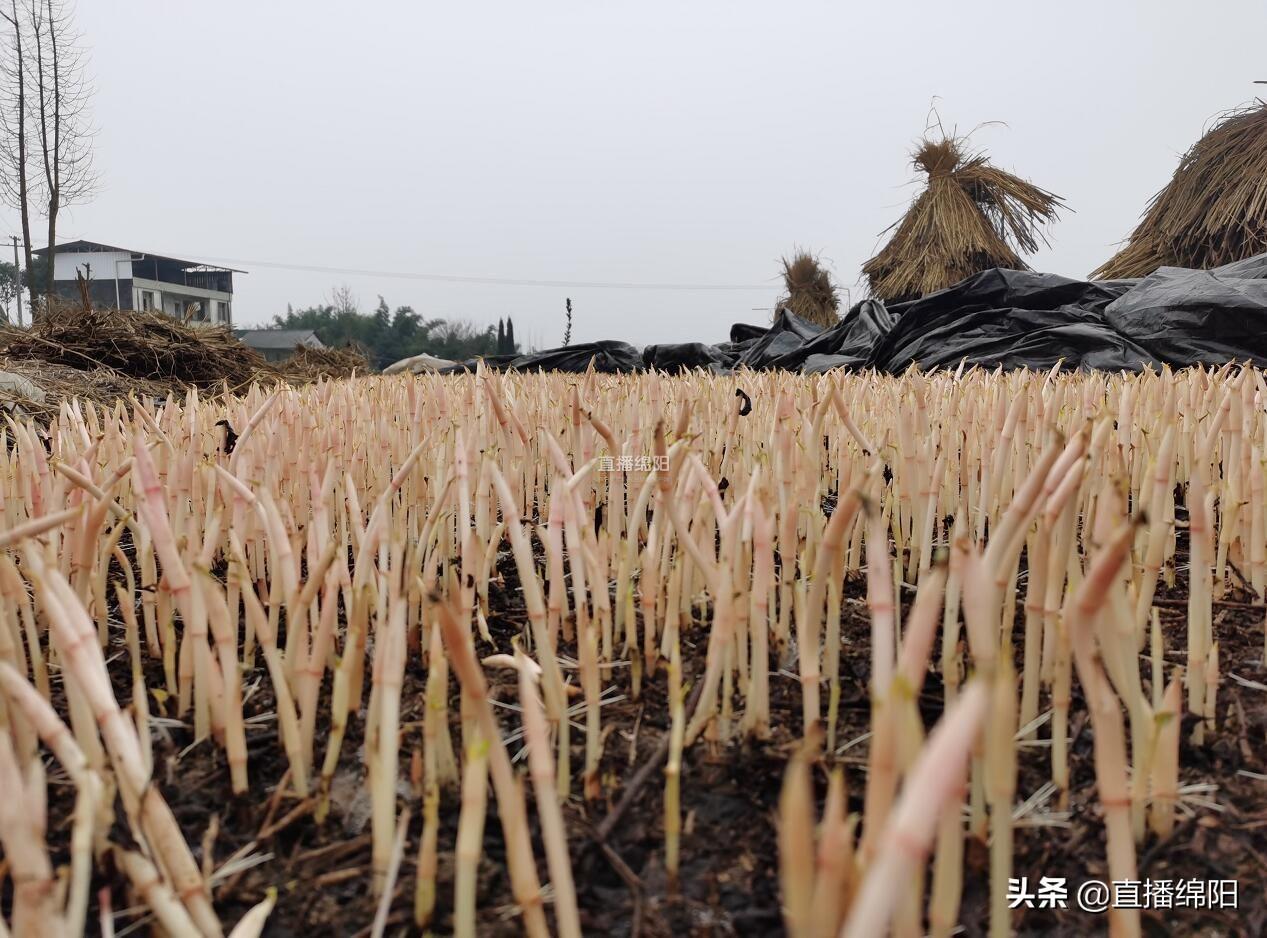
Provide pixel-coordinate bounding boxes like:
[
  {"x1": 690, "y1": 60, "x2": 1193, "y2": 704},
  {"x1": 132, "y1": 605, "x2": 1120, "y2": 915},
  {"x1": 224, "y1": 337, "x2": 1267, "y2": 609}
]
[
  {"x1": 497, "y1": 318, "x2": 506, "y2": 354},
  {"x1": 373, "y1": 296, "x2": 391, "y2": 338},
  {"x1": 270, "y1": 291, "x2": 503, "y2": 367},
  {"x1": 505, "y1": 317, "x2": 517, "y2": 354}
]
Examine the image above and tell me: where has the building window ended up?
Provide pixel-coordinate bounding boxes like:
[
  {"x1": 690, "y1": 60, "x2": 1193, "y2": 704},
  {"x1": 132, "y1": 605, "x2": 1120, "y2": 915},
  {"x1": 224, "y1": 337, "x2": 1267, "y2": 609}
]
[
  {"x1": 216, "y1": 300, "x2": 229, "y2": 323},
  {"x1": 140, "y1": 292, "x2": 153, "y2": 311}
]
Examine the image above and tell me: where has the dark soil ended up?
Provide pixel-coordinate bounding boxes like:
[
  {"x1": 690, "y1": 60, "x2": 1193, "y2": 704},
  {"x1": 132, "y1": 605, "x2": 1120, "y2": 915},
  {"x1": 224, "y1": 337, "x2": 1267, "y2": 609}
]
[{"x1": 15, "y1": 535, "x2": 1267, "y2": 937}]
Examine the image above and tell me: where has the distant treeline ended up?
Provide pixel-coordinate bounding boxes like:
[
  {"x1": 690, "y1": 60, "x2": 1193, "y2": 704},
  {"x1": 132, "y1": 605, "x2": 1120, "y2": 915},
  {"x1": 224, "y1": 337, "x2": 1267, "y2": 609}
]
[{"x1": 271, "y1": 288, "x2": 519, "y2": 368}]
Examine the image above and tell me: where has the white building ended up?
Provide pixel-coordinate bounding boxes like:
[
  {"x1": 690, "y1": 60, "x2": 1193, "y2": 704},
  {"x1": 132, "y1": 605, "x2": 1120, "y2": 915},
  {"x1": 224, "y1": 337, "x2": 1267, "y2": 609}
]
[{"x1": 34, "y1": 239, "x2": 243, "y2": 326}]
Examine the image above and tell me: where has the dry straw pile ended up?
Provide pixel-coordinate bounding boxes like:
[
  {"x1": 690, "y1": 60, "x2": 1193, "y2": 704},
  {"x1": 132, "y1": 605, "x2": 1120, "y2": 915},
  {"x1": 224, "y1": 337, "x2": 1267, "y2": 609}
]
[
  {"x1": 281, "y1": 343, "x2": 370, "y2": 381},
  {"x1": 0, "y1": 357, "x2": 172, "y2": 421},
  {"x1": 0, "y1": 305, "x2": 270, "y2": 388},
  {"x1": 0, "y1": 305, "x2": 372, "y2": 419},
  {"x1": 864, "y1": 135, "x2": 1064, "y2": 302},
  {"x1": 1094, "y1": 101, "x2": 1267, "y2": 278},
  {"x1": 776, "y1": 251, "x2": 841, "y2": 326}
]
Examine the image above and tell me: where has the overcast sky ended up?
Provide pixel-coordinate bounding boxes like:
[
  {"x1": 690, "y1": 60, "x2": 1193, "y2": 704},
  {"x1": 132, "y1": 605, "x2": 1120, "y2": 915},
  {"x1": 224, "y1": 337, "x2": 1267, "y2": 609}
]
[{"x1": 33, "y1": 0, "x2": 1267, "y2": 349}]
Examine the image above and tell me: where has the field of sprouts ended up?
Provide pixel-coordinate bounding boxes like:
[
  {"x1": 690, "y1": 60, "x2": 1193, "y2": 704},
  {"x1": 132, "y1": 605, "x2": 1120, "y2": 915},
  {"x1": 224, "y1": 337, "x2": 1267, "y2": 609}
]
[{"x1": 0, "y1": 366, "x2": 1265, "y2": 938}]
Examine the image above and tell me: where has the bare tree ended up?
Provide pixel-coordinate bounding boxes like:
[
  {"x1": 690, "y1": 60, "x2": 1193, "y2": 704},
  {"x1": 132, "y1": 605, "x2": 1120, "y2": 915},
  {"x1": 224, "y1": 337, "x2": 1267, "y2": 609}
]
[
  {"x1": 24, "y1": 0, "x2": 96, "y2": 307},
  {"x1": 328, "y1": 284, "x2": 360, "y2": 316},
  {"x1": 0, "y1": 0, "x2": 36, "y2": 321}
]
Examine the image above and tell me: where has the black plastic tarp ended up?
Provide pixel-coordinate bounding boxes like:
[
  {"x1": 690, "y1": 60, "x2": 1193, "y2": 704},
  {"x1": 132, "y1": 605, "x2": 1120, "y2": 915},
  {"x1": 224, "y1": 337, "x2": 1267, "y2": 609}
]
[
  {"x1": 864, "y1": 269, "x2": 1142, "y2": 372},
  {"x1": 729, "y1": 322, "x2": 770, "y2": 344},
  {"x1": 887, "y1": 267, "x2": 1130, "y2": 320},
  {"x1": 642, "y1": 342, "x2": 732, "y2": 372},
  {"x1": 446, "y1": 253, "x2": 1267, "y2": 375},
  {"x1": 736, "y1": 309, "x2": 826, "y2": 369},
  {"x1": 1104, "y1": 263, "x2": 1267, "y2": 368},
  {"x1": 765, "y1": 299, "x2": 896, "y2": 371},
  {"x1": 872, "y1": 307, "x2": 1154, "y2": 373},
  {"x1": 442, "y1": 341, "x2": 643, "y2": 375}
]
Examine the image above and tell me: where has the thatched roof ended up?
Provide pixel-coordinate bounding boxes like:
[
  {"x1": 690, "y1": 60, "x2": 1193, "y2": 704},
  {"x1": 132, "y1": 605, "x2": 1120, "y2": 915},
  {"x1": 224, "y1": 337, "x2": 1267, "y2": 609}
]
[
  {"x1": 863, "y1": 136, "x2": 1064, "y2": 303},
  {"x1": 776, "y1": 252, "x2": 840, "y2": 327},
  {"x1": 1092, "y1": 102, "x2": 1267, "y2": 279}
]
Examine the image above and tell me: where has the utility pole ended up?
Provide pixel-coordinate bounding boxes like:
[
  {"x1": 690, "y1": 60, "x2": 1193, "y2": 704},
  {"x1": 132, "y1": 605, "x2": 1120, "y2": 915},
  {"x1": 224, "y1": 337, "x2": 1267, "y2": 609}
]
[{"x1": 10, "y1": 235, "x2": 20, "y2": 327}]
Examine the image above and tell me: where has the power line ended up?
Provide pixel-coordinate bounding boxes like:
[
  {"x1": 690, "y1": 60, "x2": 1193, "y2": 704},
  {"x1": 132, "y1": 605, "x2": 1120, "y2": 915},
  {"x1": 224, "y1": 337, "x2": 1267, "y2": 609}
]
[
  {"x1": 45, "y1": 232, "x2": 779, "y2": 290},
  {"x1": 157, "y1": 250, "x2": 778, "y2": 292}
]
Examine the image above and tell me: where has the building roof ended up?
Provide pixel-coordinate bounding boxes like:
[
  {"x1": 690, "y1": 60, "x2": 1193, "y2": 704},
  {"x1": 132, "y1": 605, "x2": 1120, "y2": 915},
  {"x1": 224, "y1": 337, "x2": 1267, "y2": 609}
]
[
  {"x1": 34, "y1": 239, "x2": 247, "y2": 274},
  {"x1": 234, "y1": 329, "x2": 325, "y2": 350}
]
